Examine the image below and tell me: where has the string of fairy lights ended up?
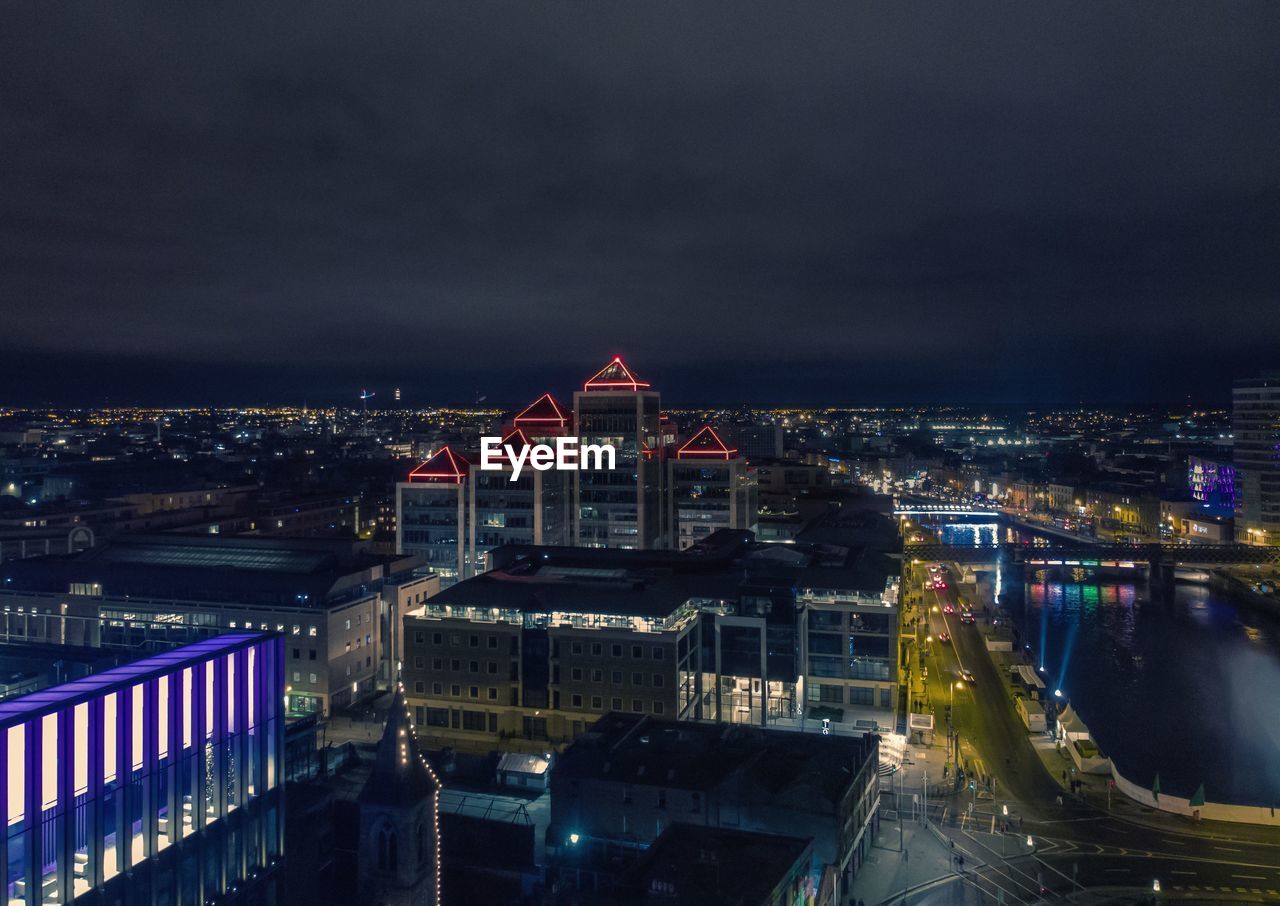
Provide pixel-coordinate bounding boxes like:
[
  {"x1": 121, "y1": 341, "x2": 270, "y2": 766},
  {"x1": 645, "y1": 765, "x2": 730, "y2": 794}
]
[{"x1": 396, "y1": 680, "x2": 443, "y2": 904}]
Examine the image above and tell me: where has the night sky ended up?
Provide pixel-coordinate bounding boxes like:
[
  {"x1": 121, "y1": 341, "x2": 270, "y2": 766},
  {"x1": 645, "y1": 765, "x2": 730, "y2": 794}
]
[{"x1": 2, "y1": 3, "x2": 1278, "y2": 407}]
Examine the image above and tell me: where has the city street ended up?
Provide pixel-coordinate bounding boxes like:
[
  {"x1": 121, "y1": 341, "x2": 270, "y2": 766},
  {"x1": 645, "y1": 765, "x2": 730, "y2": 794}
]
[{"x1": 872, "y1": 556, "x2": 1280, "y2": 903}]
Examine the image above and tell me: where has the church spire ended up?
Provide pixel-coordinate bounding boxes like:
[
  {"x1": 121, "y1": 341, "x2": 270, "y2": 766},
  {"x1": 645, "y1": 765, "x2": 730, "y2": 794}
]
[{"x1": 362, "y1": 687, "x2": 441, "y2": 804}]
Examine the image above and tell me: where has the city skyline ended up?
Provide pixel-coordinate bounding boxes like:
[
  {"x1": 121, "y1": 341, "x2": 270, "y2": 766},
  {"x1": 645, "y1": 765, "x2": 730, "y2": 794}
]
[{"x1": 2, "y1": 3, "x2": 1279, "y2": 903}]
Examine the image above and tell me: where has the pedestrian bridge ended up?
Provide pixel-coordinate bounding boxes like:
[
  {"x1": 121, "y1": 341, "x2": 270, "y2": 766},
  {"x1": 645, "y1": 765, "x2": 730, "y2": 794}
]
[
  {"x1": 905, "y1": 542, "x2": 1280, "y2": 568},
  {"x1": 893, "y1": 504, "x2": 1002, "y2": 517}
]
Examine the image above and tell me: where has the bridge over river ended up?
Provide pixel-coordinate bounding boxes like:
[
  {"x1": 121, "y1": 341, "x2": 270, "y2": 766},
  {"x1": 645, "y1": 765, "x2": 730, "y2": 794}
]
[{"x1": 905, "y1": 541, "x2": 1280, "y2": 568}]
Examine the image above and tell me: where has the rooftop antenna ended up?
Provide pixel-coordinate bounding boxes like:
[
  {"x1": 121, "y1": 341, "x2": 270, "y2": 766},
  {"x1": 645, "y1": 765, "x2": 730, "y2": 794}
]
[{"x1": 359, "y1": 389, "x2": 376, "y2": 436}]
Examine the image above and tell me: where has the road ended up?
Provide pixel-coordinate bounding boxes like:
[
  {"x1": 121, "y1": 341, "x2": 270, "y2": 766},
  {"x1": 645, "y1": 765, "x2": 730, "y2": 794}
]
[{"x1": 897, "y1": 558, "x2": 1280, "y2": 902}]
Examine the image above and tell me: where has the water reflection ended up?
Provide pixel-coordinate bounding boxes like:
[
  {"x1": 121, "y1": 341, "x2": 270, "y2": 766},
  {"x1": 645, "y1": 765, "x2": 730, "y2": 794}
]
[
  {"x1": 934, "y1": 520, "x2": 1280, "y2": 806},
  {"x1": 1025, "y1": 576, "x2": 1280, "y2": 805}
]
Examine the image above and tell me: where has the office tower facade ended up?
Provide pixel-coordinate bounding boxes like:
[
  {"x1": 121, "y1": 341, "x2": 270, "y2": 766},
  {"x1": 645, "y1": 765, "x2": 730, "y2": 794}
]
[
  {"x1": 734, "y1": 424, "x2": 784, "y2": 460},
  {"x1": 668, "y1": 426, "x2": 759, "y2": 549},
  {"x1": 799, "y1": 572, "x2": 900, "y2": 720},
  {"x1": 1233, "y1": 372, "x2": 1280, "y2": 545},
  {"x1": 398, "y1": 395, "x2": 576, "y2": 584},
  {"x1": 572, "y1": 357, "x2": 664, "y2": 549},
  {"x1": 398, "y1": 447, "x2": 472, "y2": 583},
  {"x1": 0, "y1": 631, "x2": 284, "y2": 906},
  {"x1": 470, "y1": 394, "x2": 576, "y2": 570}
]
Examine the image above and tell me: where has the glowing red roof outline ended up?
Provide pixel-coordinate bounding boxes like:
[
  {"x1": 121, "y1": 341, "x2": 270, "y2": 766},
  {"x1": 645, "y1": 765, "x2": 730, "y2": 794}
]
[
  {"x1": 486, "y1": 428, "x2": 532, "y2": 465},
  {"x1": 513, "y1": 393, "x2": 569, "y2": 425},
  {"x1": 583, "y1": 355, "x2": 650, "y2": 391},
  {"x1": 677, "y1": 426, "x2": 738, "y2": 459},
  {"x1": 407, "y1": 446, "x2": 470, "y2": 482}
]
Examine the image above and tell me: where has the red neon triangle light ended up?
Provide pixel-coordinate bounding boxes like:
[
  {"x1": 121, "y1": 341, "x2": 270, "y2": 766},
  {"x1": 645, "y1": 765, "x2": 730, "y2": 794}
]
[
  {"x1": 407, "y1": 446, "x2": 470, "y2": 482},
  {"x1": 513, "y1": 393, "x2": 569, "y2": 426},
  {"x1": 584, "y1": 356, "x2": 650, "y2": 391},
  {"x1": 677, "y1": 426, "x2": 737, "y2": 459}
]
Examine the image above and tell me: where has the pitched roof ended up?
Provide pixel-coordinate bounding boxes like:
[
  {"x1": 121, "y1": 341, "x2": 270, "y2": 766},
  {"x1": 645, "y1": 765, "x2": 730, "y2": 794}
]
[
  {"x1": 361, "y1": 687, "x2": 441, "y2": 805},
  {"x1": 677, "y1": 426, "x2": 737, "y2": 459},
  {"x1": 583, "y1": 355, "x2": 650, "y2": 391},
  {"x1": 407, "y1": 446, "x2": 470, "y2": 483},
  {"x1": 513, "y1": 393, "x2": 569, "y2": 426},
  {"x1": 483, "y1": 428, "x2": 531, "y2": 466}
]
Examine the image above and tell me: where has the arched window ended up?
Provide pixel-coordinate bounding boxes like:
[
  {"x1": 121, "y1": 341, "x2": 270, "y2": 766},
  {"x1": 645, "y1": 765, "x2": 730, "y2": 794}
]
[
  {"x1": 377, "y1": 829, "x2": 388, "y2": 870},
  {"x1": 388, "y1": 831, "x2": 398, "y2": 872}
]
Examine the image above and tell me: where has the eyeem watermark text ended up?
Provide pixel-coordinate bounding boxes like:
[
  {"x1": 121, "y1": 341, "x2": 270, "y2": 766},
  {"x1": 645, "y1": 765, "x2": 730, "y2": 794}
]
[{"x1": 480, "y1": 437, "x2": 616, "y2": 480}]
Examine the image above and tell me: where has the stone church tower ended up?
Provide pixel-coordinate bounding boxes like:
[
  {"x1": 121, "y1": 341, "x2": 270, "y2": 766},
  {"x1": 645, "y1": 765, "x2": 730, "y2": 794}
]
[{"x1": 358, "y1": 688, "x2": 442, "y2": 906}]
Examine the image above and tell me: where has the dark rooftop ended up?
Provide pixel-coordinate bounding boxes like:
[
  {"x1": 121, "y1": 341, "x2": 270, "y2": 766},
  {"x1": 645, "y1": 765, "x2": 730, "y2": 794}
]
[
  {"x1": 0, "y1": 534, "x2": 422, "y2": 608},
  {"x1": 611, "y1": 823, "x2": 812, "y2": 906},
  {"x1": 553, "y1": 713, "x2": 877, "y2": 805},
  {"x1": 430, "y1": 527, "x2": 898, "y2": 618}
]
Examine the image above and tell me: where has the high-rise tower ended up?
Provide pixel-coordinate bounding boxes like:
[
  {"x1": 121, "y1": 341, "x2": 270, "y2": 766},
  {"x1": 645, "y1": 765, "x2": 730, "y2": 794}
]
[
  {"x1": 572, "y1": 357, "x2": 664, "y2": 548},
  {"x1": 1233, "y1": 371, "x2": 1280, "y2": 545}
]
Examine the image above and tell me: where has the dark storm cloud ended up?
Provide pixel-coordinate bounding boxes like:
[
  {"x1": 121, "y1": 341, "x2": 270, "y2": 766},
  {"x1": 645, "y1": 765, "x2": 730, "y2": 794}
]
[{"x1": 1, "y1": 1, "x2": 1277, "y2": 405}]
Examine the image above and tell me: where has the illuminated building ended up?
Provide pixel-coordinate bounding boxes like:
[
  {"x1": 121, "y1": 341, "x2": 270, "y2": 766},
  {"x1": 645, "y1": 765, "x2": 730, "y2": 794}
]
[
  {"x1": 0, "y1": 631, "x2": 284, "y2": 905},
  {"x1": 0, "y1": 535, "x2": 434, "y2": 718},
  {"x1": 397, "y1": 447, "x2": 472, "y2": 583},
  {"x1": 798, "y1": 558, "x2": 901, "y2": 722},
  {"x1": 1187, "y1": 454, "x2": 1237, "y2": 514},
  {"x1": 471, "y1": 396, "x2": 575, "y2": 571},
  {"x1": 399, "y1": 527, "x2": 900, "y2": 750},
  {"x1": 397, "y1": 396, "x2": 574, "y2": 584},
  {"x1": 572, "y1": 357, "x2": 665, "y2": 549},
  {"x1": 667, "y1": 426, "x2": 758, "y2": 550},
  {"x1": 1233, "y1": 373, "x2": 1280, "y2": 545}
]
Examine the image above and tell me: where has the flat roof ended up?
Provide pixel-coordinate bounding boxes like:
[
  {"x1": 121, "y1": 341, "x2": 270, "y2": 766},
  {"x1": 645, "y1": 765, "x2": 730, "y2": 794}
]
[
  {"x1": 0, "y1": 631, "x2": 274, "y2": 728},
  {"x1": 617, "y1": 823, "x2": 812, "y2": 905},
  {"x1": 554, "y1": 713, "x2": 876, "y2": 803},
  {"x1": 0, "y1": 535, "x2": 410, "y2": 608}
]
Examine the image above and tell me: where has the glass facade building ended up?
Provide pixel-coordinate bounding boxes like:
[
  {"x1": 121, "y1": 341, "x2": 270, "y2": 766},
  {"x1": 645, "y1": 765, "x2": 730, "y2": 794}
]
[
  {"x1": 0, "y1": 631, "x2": 284, "y2": 906},
  {"x1": 1233, "y1": 373, "x2": 1280, "y2": 545}
]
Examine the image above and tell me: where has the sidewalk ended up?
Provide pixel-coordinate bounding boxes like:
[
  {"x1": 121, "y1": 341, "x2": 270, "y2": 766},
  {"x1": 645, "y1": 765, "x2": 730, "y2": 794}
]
[
  {"x1": 1030, "y1": 734, "x2": 1280, "y2": 845},
  {"x1": 851, "y1": 817, "x2": 958, "y2": 906}
]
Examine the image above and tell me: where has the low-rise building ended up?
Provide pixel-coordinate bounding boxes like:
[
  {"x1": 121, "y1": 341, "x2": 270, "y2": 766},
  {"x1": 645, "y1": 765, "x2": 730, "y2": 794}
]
[
  {"x1": 400, "y1": 523, "x2": 901, "y2": 752},
  {"x1": 547, "y1": 712, "x2": 880, "y2": 903},
  {"x1": 0, "y1": 534, "x2": 436, "y2": 717}
]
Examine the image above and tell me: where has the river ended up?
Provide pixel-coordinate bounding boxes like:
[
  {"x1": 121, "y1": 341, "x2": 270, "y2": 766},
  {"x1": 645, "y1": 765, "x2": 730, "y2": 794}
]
[{"x1": 937, "y1": 520, "x2": 1280, "y2": 807}]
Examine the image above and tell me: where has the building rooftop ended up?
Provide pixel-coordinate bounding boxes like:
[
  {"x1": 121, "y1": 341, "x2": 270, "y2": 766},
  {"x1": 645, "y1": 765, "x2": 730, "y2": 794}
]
[
  {"x1": 426, "y1": 528, "x2": 899, "y2": 619},
  {"x1": 612, "y1": 823, "x2": 812, "y2": 906},
  {"x1": 0, "y1": 534, "x2": 420, "y2": 608},
  {"x1": 676, "y1": 426, "x2": 738, "y2": 459},
  {"x1": 553, "y1": 712, "x2": 877, "y2": 804},
  {"x1": 513, "y1": 393, "x2": 570, "y2": 429},
  {"x1": 583, "y1": 356, "x2": 651, "y2": 392},
  {"x1": 0, "y1": 631, "x2": 273, "y2": 728}
]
